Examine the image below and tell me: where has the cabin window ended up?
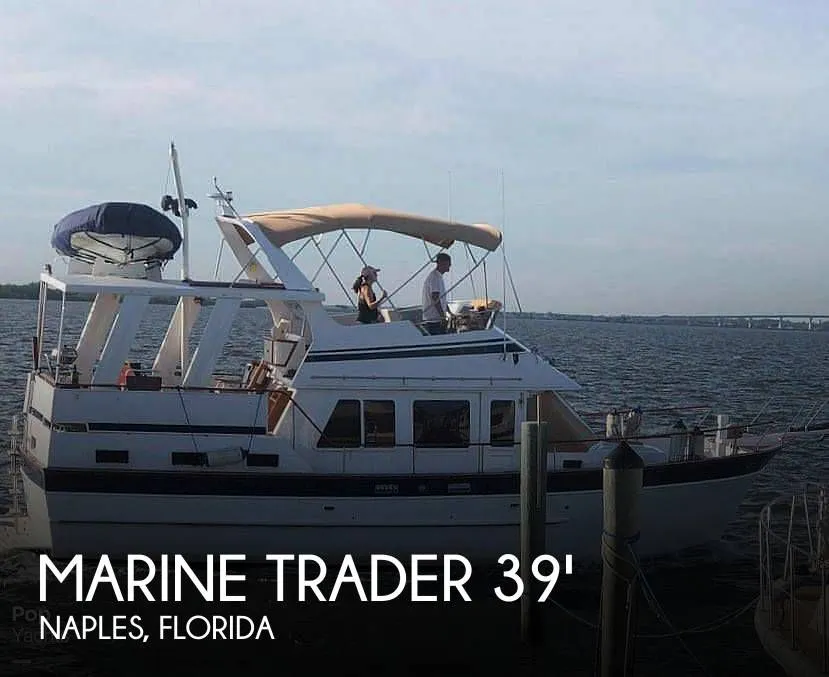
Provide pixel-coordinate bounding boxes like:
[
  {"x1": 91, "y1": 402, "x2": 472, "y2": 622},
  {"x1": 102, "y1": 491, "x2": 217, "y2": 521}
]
[
  {"x1": 490, "y1": 400, "x2": 515, "y2": 446},
  {"x1": 318, "y1": 399, "x2": 361, "y2": 448},
  {"x1": 95, "y1": 449, "x2": 129, "y2": 464},
  {"x1": 247, "y1": 454, "x2": 280, "y2": 467},
  {"x1": 364, "y1": 400, "x2": 395, "y2": 448},
  {"x1": 413, "y1": 400, "x2": 470, "y2": 448},
  {"x1": 172, "y1": 451, "x2": 207, "y2": 466}
]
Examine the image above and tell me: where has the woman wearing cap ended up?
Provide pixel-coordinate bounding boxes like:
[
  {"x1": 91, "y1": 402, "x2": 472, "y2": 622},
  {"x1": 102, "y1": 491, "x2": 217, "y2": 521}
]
[{"x1": 352, "y1": 265, "x2": 387, "y2": 324}]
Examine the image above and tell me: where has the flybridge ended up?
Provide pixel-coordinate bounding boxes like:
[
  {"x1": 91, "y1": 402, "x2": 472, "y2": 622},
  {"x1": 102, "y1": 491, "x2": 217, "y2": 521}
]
[
  {"x1": 34, "y1": 268, "x2": 317, "y2": 389},
  {"x1": 34, "y1": 141, "x2": 543, "y2": 394}
]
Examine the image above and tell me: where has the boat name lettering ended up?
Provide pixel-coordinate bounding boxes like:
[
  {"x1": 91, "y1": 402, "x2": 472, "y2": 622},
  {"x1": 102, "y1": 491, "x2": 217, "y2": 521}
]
[{"x1": 38, "y1": 553, "x2": 576, "y2": 603}]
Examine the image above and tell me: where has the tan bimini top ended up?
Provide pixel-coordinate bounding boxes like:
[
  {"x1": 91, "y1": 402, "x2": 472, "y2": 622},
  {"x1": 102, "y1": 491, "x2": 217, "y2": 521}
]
[{"x1": 245, "y1": 203, "x2": 503, "y2": 252}]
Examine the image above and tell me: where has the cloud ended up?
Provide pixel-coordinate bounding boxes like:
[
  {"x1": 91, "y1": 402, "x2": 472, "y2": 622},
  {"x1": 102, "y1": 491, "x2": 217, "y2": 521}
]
[
  {"x1": 4, "y1": 0, "x2": 829, "y2": 155},
  {"x1": 2, "y1": 0, "x2": 829, "y2": 312},
  {"x1": 0, "y1": 64, "x2": 196, "y2": 115},
  {"x1": 0, "y1": 1, "x2": 466, "y2": 140}
]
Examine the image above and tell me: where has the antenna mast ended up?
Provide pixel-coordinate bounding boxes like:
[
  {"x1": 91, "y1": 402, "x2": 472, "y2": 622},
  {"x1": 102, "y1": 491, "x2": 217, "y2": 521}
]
[
  {"x1": 170, "y1": 141, "x2": 190, "y2": 281},
  {"x1": 500, "y1": 168, "x2": 507, "y2": 353},
  {"x1": 447, "y1": 170, "x2": 453, "y2": 222},
  {"x1": 167, "y1": 140, "x2": 196, "y2": 383}
]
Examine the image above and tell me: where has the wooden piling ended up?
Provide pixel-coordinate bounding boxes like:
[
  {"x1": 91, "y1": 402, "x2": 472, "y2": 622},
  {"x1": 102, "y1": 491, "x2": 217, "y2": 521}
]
[
  {"x1": 520, "y1": 420, "x2": 548, "y2": 645},
  {"x1": 598, "y1": 439, "x2": 644, "y2": 676}
]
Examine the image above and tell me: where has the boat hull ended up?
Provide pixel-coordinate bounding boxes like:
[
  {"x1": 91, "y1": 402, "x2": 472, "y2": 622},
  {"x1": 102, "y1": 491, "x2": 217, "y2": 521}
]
[{"x1": 17, "y1": 451, "x2": 774, "y2": 563}]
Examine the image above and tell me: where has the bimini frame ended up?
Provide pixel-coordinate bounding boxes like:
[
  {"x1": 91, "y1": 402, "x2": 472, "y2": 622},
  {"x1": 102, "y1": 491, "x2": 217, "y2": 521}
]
[
  {"x1": 207, "y1": 179, "x2": 515, "y2": 315},
  {"x1": 245, "y1": 203, "x2": 503, "y2": 311}
]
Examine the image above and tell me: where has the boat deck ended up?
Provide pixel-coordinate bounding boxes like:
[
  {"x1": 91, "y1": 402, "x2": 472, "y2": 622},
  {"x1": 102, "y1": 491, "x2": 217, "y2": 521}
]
[
  {"x1": 40, "y1": 271, "x2": 324, "y2": 302},
  {"x1": 755, "y1": 580, "x2": 828, "y2": 676},
  {"x1": 757, "y1": 483, "x2": 829, "y2": 675}
]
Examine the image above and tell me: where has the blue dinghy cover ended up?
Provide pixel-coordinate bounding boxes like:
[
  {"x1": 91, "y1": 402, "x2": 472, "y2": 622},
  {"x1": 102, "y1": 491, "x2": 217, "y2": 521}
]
[{"x1": 51, "y1": 202, "x2": 182, "y2": 264}]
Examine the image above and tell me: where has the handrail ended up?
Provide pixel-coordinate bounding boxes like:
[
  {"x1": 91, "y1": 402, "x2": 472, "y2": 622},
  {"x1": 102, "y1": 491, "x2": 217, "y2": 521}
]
[
  {"x1": 5, "y1": 414, "x2": 27, "y2": 525},
  {"x1": 758, "y1": 483, "x2": 829, "y2": 673},
  {"x1": 36, "y1": 370, "x2": 290, "y2": 394},
  {"x1": 31, "y1": 368, "x2": 795, "y2": 453}
]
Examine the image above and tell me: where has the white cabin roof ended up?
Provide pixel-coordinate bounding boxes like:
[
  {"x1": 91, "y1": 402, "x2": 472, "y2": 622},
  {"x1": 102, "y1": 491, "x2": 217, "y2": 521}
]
[
  {"x1": 294, "y1": 325, "x2": 582, "y2": 392},
  {"x1": 245, "y1": 203, "x2": 503, "y2": 252},
  {"x1": 40, "y1": 272, "x2": 324, "y2": 302}
]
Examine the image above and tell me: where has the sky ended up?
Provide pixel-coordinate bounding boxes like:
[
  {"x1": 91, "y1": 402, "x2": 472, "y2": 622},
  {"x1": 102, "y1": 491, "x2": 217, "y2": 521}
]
[{"x1": 2, "y1": 0, "x2": 829, "y2": 315}]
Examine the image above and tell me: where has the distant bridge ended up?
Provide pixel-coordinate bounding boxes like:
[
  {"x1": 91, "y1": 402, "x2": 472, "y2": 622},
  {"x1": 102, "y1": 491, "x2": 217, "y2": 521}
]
[
  {"x1": 535, "y1": 313, "x2": 829, "y2": 330},
  {"x1": 652, "y1": 314, "x2": 829, "y2": 330}
]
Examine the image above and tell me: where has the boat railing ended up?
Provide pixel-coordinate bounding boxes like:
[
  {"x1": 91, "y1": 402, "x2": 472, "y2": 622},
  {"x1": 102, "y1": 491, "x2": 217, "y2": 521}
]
[
  {"x1": 330, "y1": 301, "x2": 501, "y2": 335},
  {"x1": 758, "y1": 482, "x2": 829, "y2": 673},
  {"x1": 579, "y1": 401, "x2": 788, "y2": 461},
  {"x1": 4, "y1": 413, "x2": 27, "y2": 525},
  {"x1": 33, "y1": 369, "x2": 289, "y2": 395}
]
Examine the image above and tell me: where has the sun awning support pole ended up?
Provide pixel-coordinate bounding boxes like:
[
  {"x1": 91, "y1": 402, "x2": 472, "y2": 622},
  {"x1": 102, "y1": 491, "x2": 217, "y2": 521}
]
[{"x1": 309, "y1": 232, "x2": 354, "y2": 307}]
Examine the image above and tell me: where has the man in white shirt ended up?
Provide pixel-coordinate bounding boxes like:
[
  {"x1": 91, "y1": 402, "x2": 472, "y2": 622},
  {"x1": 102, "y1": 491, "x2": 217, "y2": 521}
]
[{"x1": 421, "y1": 252, "x2": 452, "y2": 334}]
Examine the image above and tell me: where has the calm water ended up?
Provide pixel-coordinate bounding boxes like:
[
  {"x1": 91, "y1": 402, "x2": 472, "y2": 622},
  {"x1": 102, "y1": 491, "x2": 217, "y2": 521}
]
[{"x1": 1, "y1": 298, "x2": 828, "y2": 675}]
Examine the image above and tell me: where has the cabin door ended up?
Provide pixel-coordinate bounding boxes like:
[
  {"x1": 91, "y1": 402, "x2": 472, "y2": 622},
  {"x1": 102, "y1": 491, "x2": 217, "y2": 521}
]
[
  {"x1": 412, "y1": 393, "x2": 481, "y2": 474},
  {"x1": 481, "y1": 392, "x2": 520, "y2": 472}
]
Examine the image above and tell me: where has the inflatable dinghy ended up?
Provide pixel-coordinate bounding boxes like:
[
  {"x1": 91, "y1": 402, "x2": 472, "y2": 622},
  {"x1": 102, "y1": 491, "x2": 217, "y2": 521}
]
[{"x1": 51, "y1": 202, "x2": 182, "y2": 266}]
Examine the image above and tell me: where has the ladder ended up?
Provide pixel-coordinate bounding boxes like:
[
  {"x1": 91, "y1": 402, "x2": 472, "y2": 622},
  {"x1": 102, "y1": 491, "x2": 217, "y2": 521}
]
[{"x1": 5, "y1": 413, "x2": 27, "y2": 523}]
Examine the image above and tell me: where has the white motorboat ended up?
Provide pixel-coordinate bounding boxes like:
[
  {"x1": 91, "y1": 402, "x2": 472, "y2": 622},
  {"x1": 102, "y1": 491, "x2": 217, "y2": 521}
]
[{"x1": 6, "y1": 143, "x2": 795, "y2": 563}]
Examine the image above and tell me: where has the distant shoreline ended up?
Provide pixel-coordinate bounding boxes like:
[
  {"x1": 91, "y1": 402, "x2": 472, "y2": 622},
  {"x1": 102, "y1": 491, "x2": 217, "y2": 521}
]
[
  {"x1": 514, "y1": 312, "x2": 828, "y2": 331},
  {"x1": 1, "y1": 283, "x2": 825, "y2": 330}
]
